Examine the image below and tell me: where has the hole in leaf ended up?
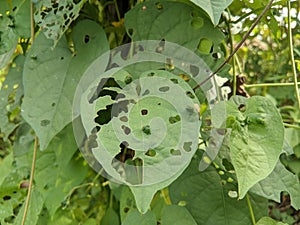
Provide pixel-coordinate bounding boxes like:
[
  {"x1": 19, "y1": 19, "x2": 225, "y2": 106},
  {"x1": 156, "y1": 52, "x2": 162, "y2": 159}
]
[
  {"x1": 141, "y1": 109, "x2": 148, "y2": 115},
  {"x1": 127, "y1": 28, "x2": 134, "y2": 36},
  {"x1": 120, "y1": 116, "x2": 128, "y2": 122},
  {"x1": 145, "y1": 149, "x2": 156, "y2": 157},
  {"x1": 186, "y1": 91, "x2": 195, "y2": 99},
  {"x1": 159, "y1": 86, "x2": 170, "y2": 92},
  {"x1": 121, "y1": 125, "x2": 131, "y2": 135},
  {"x1": 3, "y1": 196, "x2": 11, "y2": 201},
  {"x1": 170, "y1": 78, "x2": 178, "y2": 84},
  {"x1": 60, "y1": 56, "x2": 64, "y2": 60},
  {"x1": 238, "y1": 104, "x2": 246, "y2": 112},
  {"x1": 179, "y1": 74, "x2": 190, "y2": 81},
  {"x1": 142, "y1": 89, "x2": 150, "y2": 96},
  {"x1": 84, "y1": 35, "x2": 90, "y2": 43},
  {"x1": 191, "y1": 17, "x2": 204, "y2": 29},
  {"x1": 124, "y1": 207, "x2": 130, "y2": 213},
  {"x1": 142, "y1": 125, "x2": 151, "y2": 135},
  {"x1": 124, "y1": 75, "x2": 132, "y2": 84},
  {"x1": 155, "y1": 2, "x2": 163, "y2": 10},
  {"x1": 212, "y1": 52, "x2": 221, "y2": 59},
  {"x1": 158, "y1": 102, "x2": 161, "y2": 105},
  {"x1": 183, "y1": 142, "x2": 192, "y2": 152},
  {"x1": 190, "y1": 64, "x2": 199, "y2": 77},
  {"x1": 170, "y1": 149, "x2": 181, "y2": 156},
  {"x1": 156, "y1": 39, "x2": 165, "y2": 53},
  {"x1": 197, "y1": 38, "x2": 213, "y2": 54},
  {"x1": 40, "y1": 119, "x2": 50, "y2": 126},
  {"x1": 165, "y1": 58, "x2": 174, "y2": 70},
  {"x1": 148, "y1": 72, "x2": 155, "y2": 77},
  {"x1": 169, "y1": 115, "x2": 181, "y2": 124},
  {"x1": 51, "y1": 102, "x2": 56, "y2": 107}
]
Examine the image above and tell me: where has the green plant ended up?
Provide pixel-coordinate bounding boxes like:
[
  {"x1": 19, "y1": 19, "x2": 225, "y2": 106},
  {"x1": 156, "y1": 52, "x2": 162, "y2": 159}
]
[{"x1": 0, "y1": 0, "x2": 299, "y2": 224}]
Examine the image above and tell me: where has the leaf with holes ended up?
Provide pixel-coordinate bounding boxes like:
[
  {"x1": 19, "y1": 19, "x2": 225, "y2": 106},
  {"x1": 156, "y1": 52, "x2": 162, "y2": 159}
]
[
  {"x1": 188, "y1": 0, "x2": 233, "y2": 25},
  {"x1": 34, "y1": 0, "x2": 87, "y2": 45},
  {"x1": 250, "y1": 160, "x2": 300, "y2": 210},
  {"x1": 226, "y1": 96, "x2": 284, "y2": 199},
  {"x1": 169, "y1": 155, "x2": 268, "y2": 225},
  {"x1": 22, "y1": 20, "x2": 109, "y2": 149},
  {"x1": 125, "y1": 0, "x2": 223, "y2": 50}
]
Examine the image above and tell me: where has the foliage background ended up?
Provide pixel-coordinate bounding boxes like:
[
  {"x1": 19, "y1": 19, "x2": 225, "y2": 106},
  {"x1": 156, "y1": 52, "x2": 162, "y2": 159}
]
[{"x1": 0, "y1": 0, "x2": 300, "y2": 224}]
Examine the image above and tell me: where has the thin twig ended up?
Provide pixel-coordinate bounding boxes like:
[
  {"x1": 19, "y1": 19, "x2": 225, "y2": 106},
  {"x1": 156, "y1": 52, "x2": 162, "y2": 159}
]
[
  {"x1": 287, "y1": 1, "x2": 300, "y2": 111},
  {"x1": 21, "y1": 136, "x2": 38, "y2": 225},
  {"x1": 245, "y1": 82, "x2": 300, "y2": 88},
  {"x1": 30, "y1": 1, "x2": 35, "y2": 41},
  {"x1": 193, "y1": 0, "x2": 275, "y2": 91},
  {"x1": 246, "y1": 194, "x2": 256, "y2": 225}
]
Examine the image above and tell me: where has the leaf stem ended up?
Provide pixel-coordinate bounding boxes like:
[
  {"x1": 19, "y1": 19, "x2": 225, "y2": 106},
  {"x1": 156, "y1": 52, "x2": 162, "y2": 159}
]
[
  {"x1": 245, "y1": 82, "x2": 300, "y2": 88},
  {"x1": 161, "y1": 188, "x2": 172, "y2": 205},
  {"x1": 287, "y1": 1, "x2": 300, "y2": 111},
  {"x1": 114, "y1": 0, "x2": 121, "y2": 21},
  {"x1": 284, "y1": 123, "x2": 300, "y2": 129},
  {"x1": 246, "y1": 194, "x2": 256, "y2": 225},
  {"x1": 30, "y1": 1, "x2": 35, "y2": 41},
  {"x1": 21, "y1": 136, "x2": 38, "y2": 225},
  {"x1": 193, "y1": 0, "x2": 275, "y2": 91}
]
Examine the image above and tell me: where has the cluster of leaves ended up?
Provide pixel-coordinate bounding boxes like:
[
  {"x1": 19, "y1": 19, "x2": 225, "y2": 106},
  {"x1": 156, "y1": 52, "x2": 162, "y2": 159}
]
[{"x1": 0, "y1": 0, "x2": 300, "y2": 224}]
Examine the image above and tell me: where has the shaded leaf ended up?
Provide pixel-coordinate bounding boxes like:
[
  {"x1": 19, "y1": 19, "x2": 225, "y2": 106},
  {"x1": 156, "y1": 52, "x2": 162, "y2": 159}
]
[
  {"x1": 121, "y1": 210, "x2": 156, "y2": 225},
  {"x1": 250, "y1": 161, "x2": 300, "y2": 210},
  {"x1": 161, "y1": 205, "x2": 197, "y2": 225},
  {"x1": 256, "y1": 217, "x2": 289, "y2": 225}
]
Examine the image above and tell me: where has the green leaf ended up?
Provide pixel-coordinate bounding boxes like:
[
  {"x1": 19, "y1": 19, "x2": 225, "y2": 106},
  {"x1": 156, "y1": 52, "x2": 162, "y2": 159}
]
[
  {"x1": 121, "y1": 210, "x2": 156, "y2": 225},
  {"x1": 125, "y1": 0, "x2": 224, "y2": 50},
  {"x1": 188, "y1": 0, "x2": 233, "y2": 25},
  {"x1": 161, "y1": 205, "x2": 197, "y2": 225},
  {"x1": 34, "y1": 0, "x2": 87, "y2": 45},
  {"x1": 0, "y1": 55, "x2": 24, "y2": 137},
  {"x1": 22, "y1": 20, "x2": 109, "y2": 149},
  {"x1": 0, "y1": 154, "x2": 14, "y2": 186},
  {"x1": 13, "y1": 189, "x2": 44, "y2": 225},
  {"x1": 226, "y1": 96, "x2": 284, "y2": 199},
  {"x1": 33, "y1": 123, "x2": 88, "y2": 216},
  {"x1": 101, "y1": 208, "x2": 120, "y2": 225},
  {"x1": 169, "y1": 155, "x2": 268, "y2": 225},
  {"x1": 256, "y1": 217, "x2": 289, "y2": 225},
  {"x1": 250, "y1": 161, "x2": 300, "y2": 210},
  {"x1": 14, "y1": 0, "x2": 31, "y2": 38}
]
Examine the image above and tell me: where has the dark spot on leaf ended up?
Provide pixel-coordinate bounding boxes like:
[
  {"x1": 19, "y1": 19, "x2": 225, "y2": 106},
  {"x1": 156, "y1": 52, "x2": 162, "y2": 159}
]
[
  {"x1": 84, "y1": 35, "x2": 90, "y2": 43},
  {"x1": 170, "y1": 149, "x2": 181, "y2": 156},
  {"x1": 136, "y1": 84, "x2": 141, "y2": 96},
  {"x1": 51, "y1": 102, "x2": 56, "y2": 107},
  {"x1": 183, "y1": 142, "x2": 192, "y2": 152},
  {"x1": 12, "y1": 6, "x2": 17, "y2": 11},
  {"x1": 40, "y1": 119, "x2": 50, "y2": 126},
  {"x1": 3, "y1": 195, "x2": 11, "y2": 201},
  {"x1": 145, "y1": 149, "x2": 156, "y2": 157},
  {"x1": 20, "y1": 181, "x2": 29, "y2": 188},
  {"x1": 238, "y1": 104, "x2": 246, "y2": 112},
  {"x1": 60, "y1": 56, "x2": 64, "y2": 60},
  {"x1": 120, "y1": 116, "x2": 128, "y2": 122},
  {"x1": 124, "y1": 207, "x2": 130, "y2": 213},
  {"x1": 158, "y1": 102, "x2": 161, "y2": 105},
  {"x1": 141, "y1": 109, "x2": 148, "y2": 115},
  {"x1": 217, "y1": 128, "x2": 226, "y2": 135},
  {"x1": 142, "y1": 125, "x2": 151, "y2": 135},
  {"x1": 190, "y1": 64, "x2": 199, "y2": 77},
  {"x1": 159, "y1": 86, "x2": 170, "y2": 92},
  {"x1": 186, "y1": 91, "x2": 195, "y2": 99},
  {"x1": 169, "y1": 115, "x2": 181, "y2": 124},
  {"x1": 155, "y1": 2, "x2": 163, "y2": 10}
]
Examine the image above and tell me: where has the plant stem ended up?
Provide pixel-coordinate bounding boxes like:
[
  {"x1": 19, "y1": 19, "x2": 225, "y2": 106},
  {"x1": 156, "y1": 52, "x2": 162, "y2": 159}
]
[
  {"x1": 161, "y1": 188, "x2": 172, "y2": 205},
  {"x1": 245, "y1": 82, "x2": 300, "y2": 88},
  {"x1": 287, "y1": 1, "x2": 300, "y2": 111},
  {"x1": 30, "y1": 1, "x2": 35, "y2": 41},
  {"x1": 21, "y1": 136, "x2": 38, "y2": 225},
  {"x1": 114, "y1": 0, "x2": 121, "y2": 21},
  {"x1": 284, "y1": 123, "x2": 300, "y2": 129},
  {"x1": 246, "y1": 194, "x2": 256, "y2": 225},
  {"x1": 193, "y1": 0, "x2": 275, "y2": 91}
]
